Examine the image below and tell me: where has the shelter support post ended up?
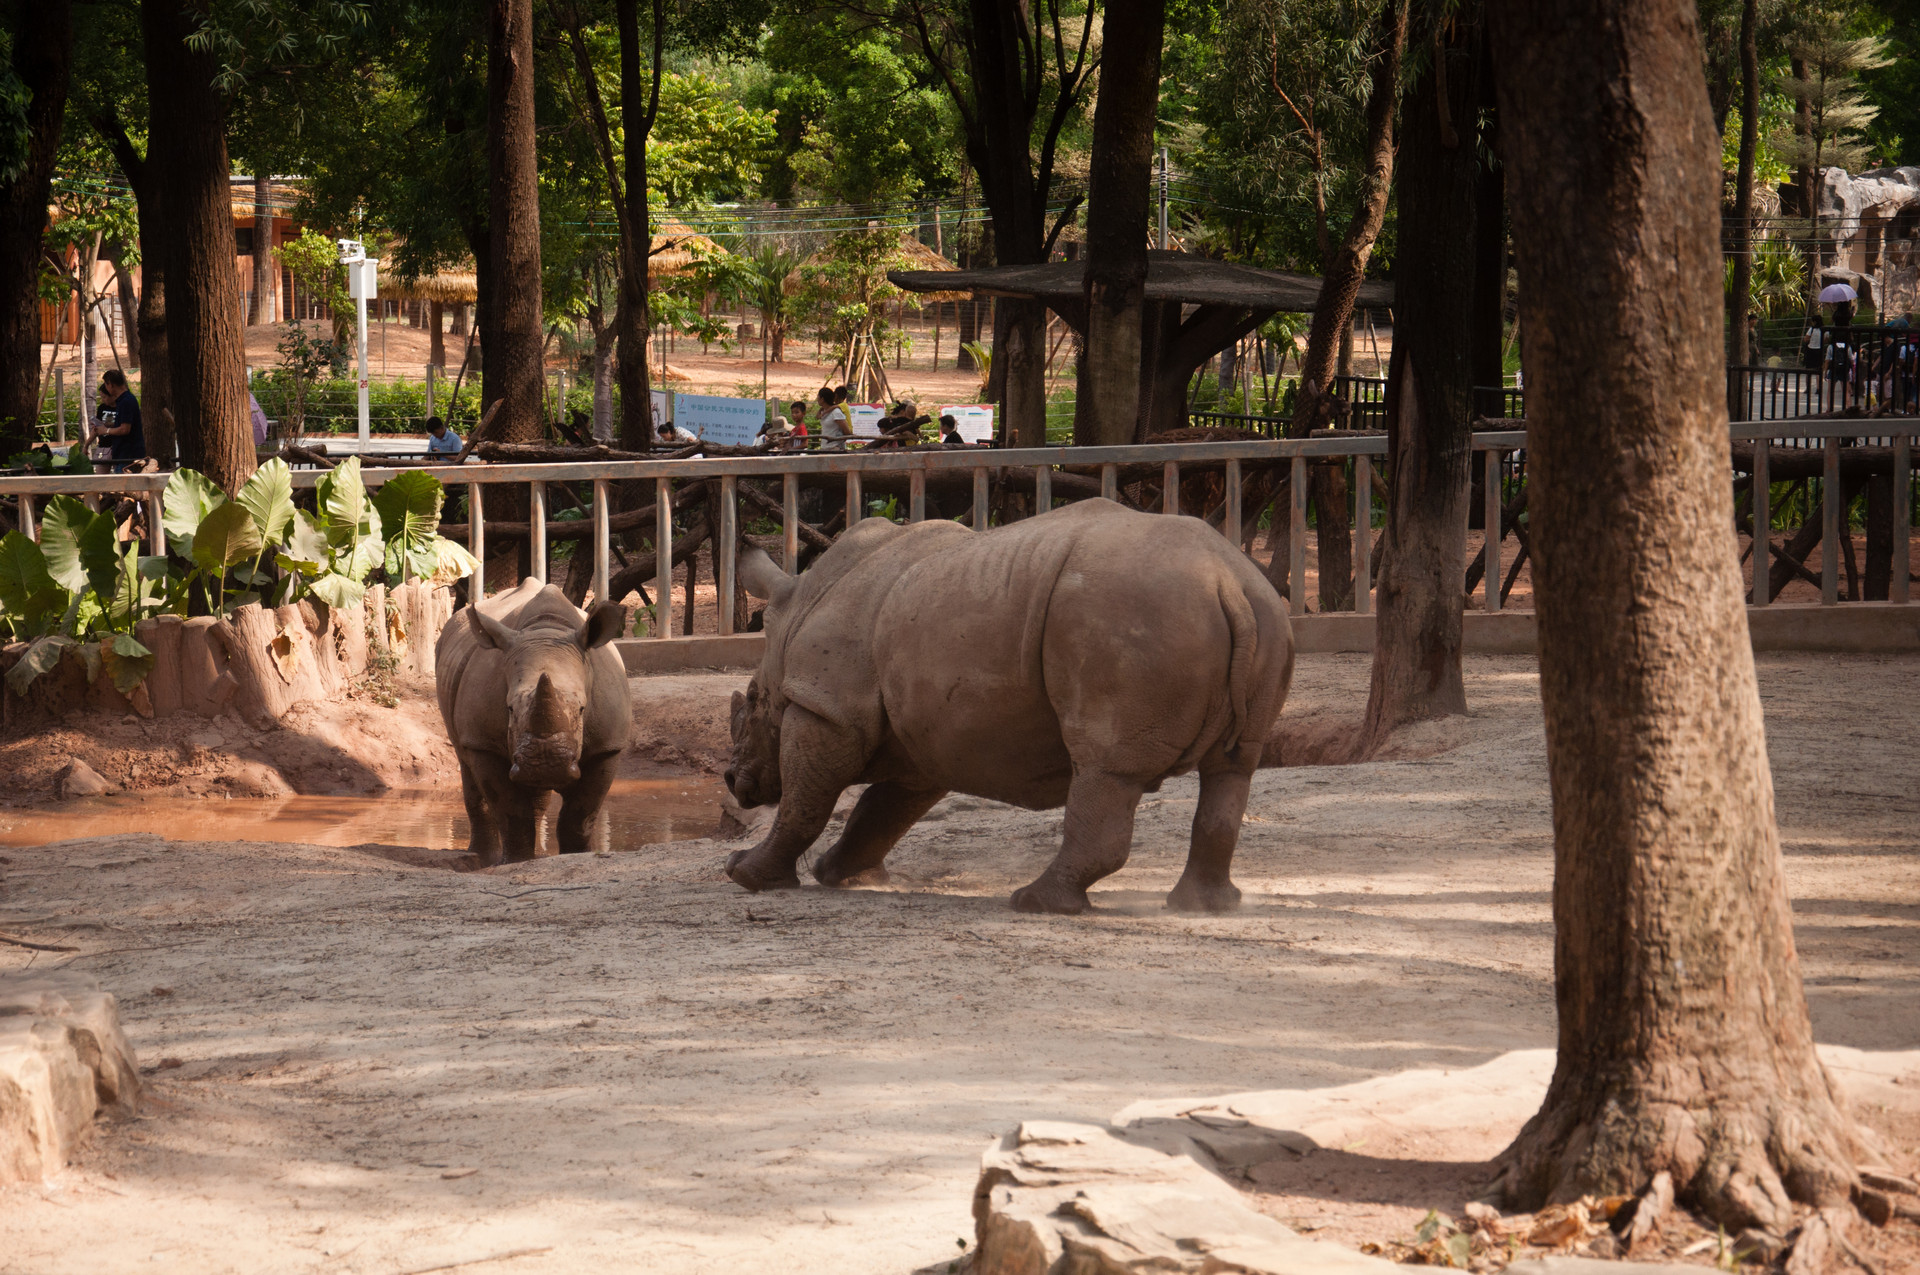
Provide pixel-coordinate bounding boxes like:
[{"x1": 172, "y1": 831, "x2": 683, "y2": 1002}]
[
  {"x1": 1823, "y1": 437, "x2": 1840, "y2": 605},
  {"x1": 973, "y1": 468, "x2": 989, "y2": 531},
  {"x1": 1034, "y1": 465, "x2": 1051, "y2": 513},
  {"x1": 147, "y1": 494, "x2": 164, "y2": 558},
  {"x1": 529, "y1": 483, "x2": 547, "y2": 585},
  {"x1": 783, "y1": 473, "x2": 799, "y2": 572},
  {"x1": 469, "y1": 483, "x2": 485, "y2": 598},
  {"x1": 1354, "y1": 456, "x2": 1372, "y2": 614},
  {"x1": 1290, "y1": 455, "x2": 1308, "y2": 608},
  {"x1": 1101, "y1": 465, "x2": 1117, "y2": 501},
  {"x1": 718, "y1": 475, "x2": 738, "y2": 635},
  {"x1": 1163, "y1": 462, "x2": 1180, "y2": 515},
  {"x1": 910, "y1": 469, "x2": 926, "y2": 522},
  {"x1": 846, "y1": 471, "x2": 863, "y2": 527},
  {"x1": 1223, "y1": 459, "x2": 1241, "y2": 545},
  {"x1": 1751, "y1": 442, "x2": 1769, "y2": 607},
  {"x1": 655, "y1": 477, "x2": 674, "y2": 638},
  {"x1": 592, "y1": 479, "x2": 610, "y2": 605}
]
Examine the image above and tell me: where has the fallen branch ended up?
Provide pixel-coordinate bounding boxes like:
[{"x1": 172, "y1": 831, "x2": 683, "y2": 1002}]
[
  {"x1": 737, "y1": 480, "x2": 835, "y2": 551},
  {"x1": 397, "y1": 1247, "x2": 554, "y2": 1275},
  {"x1": 0, "y1": 932, "x2": 79, "y2": 952}
]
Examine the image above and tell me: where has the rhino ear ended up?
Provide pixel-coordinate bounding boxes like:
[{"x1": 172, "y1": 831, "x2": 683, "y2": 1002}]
[
  {"x1": 468, "y1": 605, "x2": 517, "y2": 650},
  {"x1": 579, "y1": 602, "x2": 626, "y2": 651},
  {"x1": 737, "y1": 547, "x2": 795, "y2": 606}
]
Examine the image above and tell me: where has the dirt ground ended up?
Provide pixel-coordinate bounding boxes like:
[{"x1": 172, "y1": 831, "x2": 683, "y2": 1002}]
[{"x1": 0, "y1": 652, "x2": 1916, "y2": 1274}]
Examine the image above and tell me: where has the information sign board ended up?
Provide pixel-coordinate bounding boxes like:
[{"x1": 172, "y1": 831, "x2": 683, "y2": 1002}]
[{"x1": 672, "y1": 393, "x2": 765, "y2": 448}]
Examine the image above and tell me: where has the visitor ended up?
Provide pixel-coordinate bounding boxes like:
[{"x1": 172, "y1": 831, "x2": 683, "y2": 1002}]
[
  {"x1": 939, "y1": 413, "x2": 965, "y2": 446},
  {"x1": 817, "y1": 385, "x2": 850, "y2": 451},
  {"x1": 87, "y1": 369, "x2": 144, "y2": 470},
  {"x1": 1800, "y1": 314, "x2": 1825, "y2": 372},
  {"x1": 1825, "y1": 320, "x2": 1855, "y2": 406},
  {"x1": 657, "y1": 418, "x2": 698, "y2": 445},
  {"x1": 786, "y1": 399, "x2": 811, "y2": 450},
  {"x1": 758, "y1": 416, "x2": 792, "y2": 449},
  {"x1": 250, "y1": 393, "x2": 270, "y2": 447},
  {"x1": 426, "y1": 415, "x2": 463, "y2": 457}
]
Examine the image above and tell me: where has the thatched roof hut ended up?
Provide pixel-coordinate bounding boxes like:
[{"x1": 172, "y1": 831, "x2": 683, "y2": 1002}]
[
  {"x1": 650, "y1": 217, "x2": 725, "y2": 277},
  {"x1": 890, "y1": 236, "x2": 969, "y2": 303},
  {"x1": 377, "y1": 267, "x2": 479, "y2": 303}
]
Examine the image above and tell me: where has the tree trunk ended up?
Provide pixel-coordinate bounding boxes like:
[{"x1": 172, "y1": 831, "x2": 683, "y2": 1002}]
[
  {"x1": 105, "y1": 242, "x2": 141, "y2": 368},
  {"x1": 1726, "y1": 0, "x2": 1759, "y2": 386},
  {"x1": 1076, "y1": 0, "x2": 1164, "y2": 447},
  {"x1": 484, "y1": 0, "x2": 543, "y2": 447},
  {"x1": 1488, "y1": 0, "x2": 1860, "y2": 1231},
  {"x1": 0, "y1": 0, "x2": 71, "y2": 457},
  {"x1": 97, "y1": 111, "x2": 174, "y2": 463},
  {"x1": 144, "y1": 0, "x2": 251, "y2": 492},
  {"x1": 614, "y1": 0, "x2": 660, "y2": 451},
  {"x1": 1357, "y1": 6, "x2": 1486, "y2": 749},
  {"x1": 251, "y1": 175, "x2": 275, "y2": 325},
  {"x1": 429, "y1": 300, "x2": 446, "y2": 369}
]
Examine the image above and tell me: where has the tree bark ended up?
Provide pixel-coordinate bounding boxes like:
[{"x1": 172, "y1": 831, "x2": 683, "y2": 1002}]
[
  {"x1": 1726, "y1": 0, "x2": 1759, "y2": 388},
  {"x1": 0, "y1": 0, "x2": 71, "y2": 457},
  {"x1": 250, "y1": 175, "x2": 274, "y2": 325},
  {"x1": 614, "y1": 0, "x2": 661, "y2": 451},
  {"x1": 484, "y1": 0, "x2": 543, "y2": 447},
  {"x1": 1076, "y1": 0, "x2": 1165, "y2": 447},
  {"x1": 1357, "y1": 6, "x2": 1485, "y2": 749},
  {"x1": 1488, "y1": 0, "x2": 1860, "y2": 1231},
  {"x1": 104, "y1": 241, "x2": 140, "y2": 368},
  {"x1": 144, "y1": 0, "x2": 251, "y2": 492},
  {"x1": 95, "y1": 113, "x2": 171, "y2": 464},
  {"x1": 428, "y1": 300, "x2": 446, "y2": 369}
]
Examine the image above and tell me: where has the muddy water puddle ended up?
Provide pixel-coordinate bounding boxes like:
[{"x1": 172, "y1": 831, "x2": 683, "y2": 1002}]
[{"x1": 0, "y1": 777, "x2": 726, "y2": 856}]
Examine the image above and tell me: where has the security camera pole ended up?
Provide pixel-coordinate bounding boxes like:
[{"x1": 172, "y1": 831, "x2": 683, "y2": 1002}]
[{"x1": 338, "y1": 239, "x2": 377, "y2": 448}]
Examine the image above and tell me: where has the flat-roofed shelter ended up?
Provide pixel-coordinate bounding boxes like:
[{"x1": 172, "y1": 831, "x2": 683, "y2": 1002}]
[{"x1": 889, "y1": 249, "x2": 1394, "y2": 439}]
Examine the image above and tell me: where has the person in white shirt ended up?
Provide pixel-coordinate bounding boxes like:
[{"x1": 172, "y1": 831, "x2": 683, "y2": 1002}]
[{"x1": 817, "y1": 386, "x2": 850, "y2": 451}]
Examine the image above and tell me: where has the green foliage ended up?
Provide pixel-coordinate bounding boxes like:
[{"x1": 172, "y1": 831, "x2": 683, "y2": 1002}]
[
  {"x1": 649, "y1": 73, "x2": 779, "y2": 205},
  {"x1": 276, "y1": 229, "x2": 357, "y2": 339}
]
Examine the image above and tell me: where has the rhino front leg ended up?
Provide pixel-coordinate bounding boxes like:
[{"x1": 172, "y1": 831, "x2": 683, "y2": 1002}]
[
  {"x1": 1011, "y1": 770, "x2": 1145, "y2": 915},
  {"x1": 726, "y1": 708, "x2": 864, "y2": 892},
  {"x1": 555, "y1": 752, "x2": 619, "y2": 854},
  {"x1": 1166, "y1": 765, "x2": 1251, "y2": 913},
  {"x1": 814, "y1": 783, "x2": 947, "y2": 888},
  {"x1": 458, "y1": 755, "x2": 502, "y2": 867},
  {"x1": 468, "y1": 750, "x2": 542, "y2": 862}
]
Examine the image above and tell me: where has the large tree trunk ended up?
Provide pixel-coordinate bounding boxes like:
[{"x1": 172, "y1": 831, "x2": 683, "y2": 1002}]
[
  {"x1": 1270, "y1": 0, "x2": 1407, "y2": 610},
  {"x1": 0, "y1": 0, "x2": 71, "y2": 457},
  {"x1": 1726, "y1": 0, "x2": 1759, "y2": 385},
  {"x1": 1488, "y1": 0, "x2": 1860, "y2": 1232},
  {"x1": 144, "y1": 0, "x2": 251, "y2": 492},
  {"x1": 484, "y1": 0, "x2": 543, "y2": 446},
  {"x1": 250, "y1": 175, "x2": 275, "y2": 325},
  {"x1": 428, "y1": 300, "x2": 446, "y2": 368},
  {"x1": 1076, "y1": 0, "x2": 1164, "y2": 447},
  {"x1": 1357, "y1": 7, "x2": 1485, "y2": 749},
  {"x1": 96, "y1": 115, "x2": 173, "y2": 463},
  {"x1": 105, "y1": 241, "x2": 140, "y2": 368},
  {"x1": 614, "y1": 0, "x2": 659, "y2": 451}
]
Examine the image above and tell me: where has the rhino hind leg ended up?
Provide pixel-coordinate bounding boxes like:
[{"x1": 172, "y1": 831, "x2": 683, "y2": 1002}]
[
  {"x1": 1165, "y1": 765, "x2": 1252, "y2": 914},
  {"x1": 814, "y1": 783, "x2": 947, "y2": 888},
  {"x1": 458, "y1": 756, "x2": 502, "y2": 867},
  {"x1": 1010, "y1": 770, "x2": 1145, "y2": 915},
  {"x1": 555, "y1": 753, "x2": 619, "y2": 854}
]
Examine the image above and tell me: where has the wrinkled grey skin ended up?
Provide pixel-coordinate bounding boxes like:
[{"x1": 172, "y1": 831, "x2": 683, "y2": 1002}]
[
  {"x1": 724, "y1": 499, "x2": 1293, "y2": 914},
  {"x1": 436, "y1": 580, "x2": 631, "y2": 864}
]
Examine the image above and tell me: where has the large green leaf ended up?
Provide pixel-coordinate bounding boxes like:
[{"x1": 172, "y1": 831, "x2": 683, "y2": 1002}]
[
  {"x1": 0, "y1": 531, "x2": 57, "y2": 614},
  {"x1": 307, "y1": 571, "x2": 367, "y2": 610},
  {"x1": 162, "y1": 469, "x2": 226, "y2": 558},
  {"x1": 99, "y1": 631, "x2": 155, "y2": 693},
  {"x1": 427, "y1": 535, "x2": 480, "y2": 584},
  {"x1": 5, "y1": 634, "x2": 73, "y2": 694},
  {"x1": 316, "y1": 456, "x2": 369, "y2": 549},
  {"x1": 192, "y1": 499, "x2": 264, "y2": 572},
  {"x1": 372, "y1": 470, "x2": 445, "y2": 550},
  {"x1": 39, "y1": 496, "x2": 117, "y2": 598},
  {"x1": 235, "y1": 457, "x2": 296, "y2": 547}
]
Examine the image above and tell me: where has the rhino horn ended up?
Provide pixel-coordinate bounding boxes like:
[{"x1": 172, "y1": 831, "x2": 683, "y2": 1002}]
[
  {"x1": 529, "y1": 672, "x2": 571, "y2": 735},
  {"x1": 738, "y1": 547, "x2": 795, "y2": 606}
]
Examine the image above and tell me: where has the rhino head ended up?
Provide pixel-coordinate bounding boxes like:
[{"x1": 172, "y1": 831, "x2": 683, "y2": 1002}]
[
  {"x1": 468, "y1": 601, "x2": 626, "y2": 788},
  {"x1": 724, "y1": 548, "x2": 797, "y2": 808}
]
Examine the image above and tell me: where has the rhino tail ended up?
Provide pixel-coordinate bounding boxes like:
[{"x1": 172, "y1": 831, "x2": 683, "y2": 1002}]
[{"x1": 1218, "y1": 578, "x2": 1260, "y2": 757}]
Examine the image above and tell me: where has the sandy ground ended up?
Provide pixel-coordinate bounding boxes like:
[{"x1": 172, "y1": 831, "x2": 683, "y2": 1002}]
[{"x1": 0, "y1": 652, "x2": 1916, "y2": 1274}]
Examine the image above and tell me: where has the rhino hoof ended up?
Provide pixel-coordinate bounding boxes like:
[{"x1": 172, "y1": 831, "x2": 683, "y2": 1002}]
[
  {"x1": 1009, "y1": 881, "x2": 1089, "y2": 915},
  {"x1": 725, "y1": 849, "x2": 800, "y2": 892},
  {"x1": 817, "y1": 864, "x2": 890, "y2": 889},
  {"x1": 1165, "y1": 879, "x2": 1243, "y2": 914}
]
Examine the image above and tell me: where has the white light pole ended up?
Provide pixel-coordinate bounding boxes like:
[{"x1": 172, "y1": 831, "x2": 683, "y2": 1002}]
[{"x1": 339, "y1": 239, "x2": 377, "y2": 448}]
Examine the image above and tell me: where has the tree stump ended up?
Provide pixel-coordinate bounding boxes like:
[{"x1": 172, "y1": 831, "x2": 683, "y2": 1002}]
[
  {"x1": 176, "y1": 617, "x2": 237, "y2": 717},
  {"x1": 136, "y1": 615, "x2": 186, "y2": 716}
]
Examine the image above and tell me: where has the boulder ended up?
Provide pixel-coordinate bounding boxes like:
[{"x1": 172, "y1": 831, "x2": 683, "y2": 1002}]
[
  {"x1": 972, "y1": 1120, "x2": 1393, "y2": 1275},
  {"x1": 0, "y1": 972, "x2": 141, "y2": 1183},
  {"x1": 55, "y1": 757, "x2": 116, "y2": 798}
]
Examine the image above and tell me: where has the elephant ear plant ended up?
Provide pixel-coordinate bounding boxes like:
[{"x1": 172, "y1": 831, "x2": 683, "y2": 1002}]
[{"x1": 1, "y1": 458, "x2": 477, "y2": 698}]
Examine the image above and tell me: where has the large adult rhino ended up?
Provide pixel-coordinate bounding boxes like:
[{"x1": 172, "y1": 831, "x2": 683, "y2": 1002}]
[
  {"x1": 724, "y1": 498, "x2": 1293, "y2": 914},
  {"x1": 436, "y1": 579, "x2": 631, "y2": 864}
]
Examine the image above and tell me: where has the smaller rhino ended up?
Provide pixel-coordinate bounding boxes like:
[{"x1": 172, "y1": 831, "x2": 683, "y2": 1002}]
[{"x1": 435, "y1": 580, "x2": 631, "y2": 864}]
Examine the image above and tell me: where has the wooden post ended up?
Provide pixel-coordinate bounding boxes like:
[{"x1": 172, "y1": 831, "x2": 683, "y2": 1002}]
[
  {"x1": 1222, "y1": 459, "x2": 1240, "y2": 544},
  {"x1": 1822, "y1": 436, "x2": 1840, "y2": 605},
  {"x1": 529, "y1": 482, "x2": 547, "y2": 584},
  {"x1": 54, "y1": 369, "x2": 65, "y2": 445},
  {"x1": 782, "y1": 472, "x2": 799, "y2": 572},
  {"x1": 592, "y1": 478, "x2": 610, "y2": 605},
  {"x1": 18, "y1": 495, "x2": 35, "y2": 542},
  {"x1": 846, "y1": 471, "x2": 863, "y2": 526},
  {"x1": 1100, "y1": 464, "x2": 1117, "y2": 501},
  {"x1": 973, "y1": 467, "x2": 989, "y2": 531},
  {"x1": 718, "y1": 475, "x2": 738, "y2": 635},
  {"x1": 1035, "y1": 464, "x2": 1052, "y2": 515},
  {"x1": 1751, "y1": 440, "x2": 1770, "y2": 607},
  {"x1": 1354, "y1": 454, "x2": 1373, "y2": 614},
  {"x1": 1894, "y1": 432, "x2": 1911, "y2": 606},
  {"x1": 147, "y1": 493, "x2": 164, "y2": 557},
  {"x1": 1484, "y1": 446, "x2": 1502, "y2": 612},
  {"x1": 426, "y1": 364, "x2": 436, "y2": 420},
  {"x1": 910, "y1": 468, "x2": 926, "y2": 522},
  {"x1": 655, "y1": 476, "x2": 674, "y2": 637},
  {"x1": 469, "y1": 482, "x2": 485, "y2": 598},
  {"x1": 1163, "y1": 461, "x2": 1180, "y2": 515},
  {"x1": 1290, "y1": 455, "x2": 1308, "y2": 608}
]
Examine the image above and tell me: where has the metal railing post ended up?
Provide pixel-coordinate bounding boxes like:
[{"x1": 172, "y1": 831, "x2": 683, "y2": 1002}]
[
  {"x1": 529, "y1": 481, "x2": 547, "y2": 585},
  {"x1": 846, "y1": 471, "x2": 863, "y2": 526},
  {"x1": 1483, "y1": 446, "x2": 1502, "y2": 613},
  {"x1": 909, "y1": 468, "x2": 926, "y2": 522},
  {"x1": 1354, "y1": 455, "x2": 1372, "y2": 615},
  {"x1": 1223, "y1": 459, "x2": 1241, "y2": 545},
  {"x1": 1162, "y1": 461, "x2": 1180, "y2": 515},
  {"x1": 147, "y1": 493, "x2": 164, "y2": 558},
  {"x1": 1895, "y1": 432, "x2": 1912, "y2": 606},
  {"x1": 1751, "y1": 440, "x2": 1770, "y2": 607},
  {"x1": 655, "y1": 477, "x2": 674, "y2": 638},
  {"x1": 718, "y1": 475, "x2": 738, "y2": 635},
  {"x1": 783, "y1": 471, "x2": 800, "y2": 571},
  {"x1": 1822, "y1": 437, "x2": 1840, "y2": 605},
  {"x1": 592, "y1": 478, "x2": 610, "y2": 605},
  {"x1": 973, "y1": 467, "x2": 989, "y2": 531},
  {"x1": 1289, "y1": 455, "x2": 1308, "y2": 608},
  {"x1": 469, "y1": 482, "x2": 485, "y2": 597},
  {"x1": 1034, "y1": 464, "x2": 1051, "y2": 514}
]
